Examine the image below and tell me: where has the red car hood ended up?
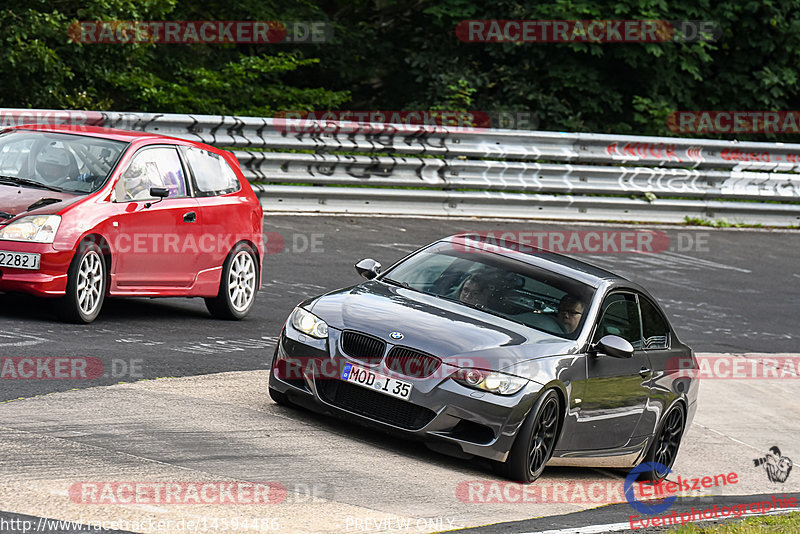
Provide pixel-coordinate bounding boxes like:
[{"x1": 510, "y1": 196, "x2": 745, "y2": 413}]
[{"x1": 0, "y1": 184, "x2": 83, "y2": 218}]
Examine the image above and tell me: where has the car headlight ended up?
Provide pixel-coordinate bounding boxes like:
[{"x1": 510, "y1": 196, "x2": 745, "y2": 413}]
[
  {"x1": 0, "y1": 215, "x2": 61, "y2": 243},
  {"x1": 453, "y1": 368, "x2": 528, "y2": 395},
  {"x1": 290, "y1": 307, "x2": 329, "y2": 339}
]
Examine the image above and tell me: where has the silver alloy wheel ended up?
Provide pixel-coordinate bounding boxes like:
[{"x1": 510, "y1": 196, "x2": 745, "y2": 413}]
[
  {"x1": 228, "y1": 250, "x2": 256, "y2": 312},
  {"x1": 76, "y1": 250, "x2": 103, "y2": 316}
]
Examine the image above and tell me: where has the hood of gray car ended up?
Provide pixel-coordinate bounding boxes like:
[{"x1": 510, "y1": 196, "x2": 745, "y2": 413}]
[{"x1": 307, "y1": 280, "x2": 578, "y2": 371}]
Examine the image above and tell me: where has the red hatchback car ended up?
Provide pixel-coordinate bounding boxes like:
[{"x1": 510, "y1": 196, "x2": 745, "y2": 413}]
[{"x1": 0, "y1": 125, "x2": 264, "y2": 323}]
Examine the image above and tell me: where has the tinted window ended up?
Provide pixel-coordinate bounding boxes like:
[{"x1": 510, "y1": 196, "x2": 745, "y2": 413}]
[
  {"x1": 640, "y1": 296, "x2": 669, "y2": 349},
  {"x1": 185, "y1": 147, "x2": 240, "y2": 196},
  {"x1": 0, "y1": 130, "x2": 126, "y2": 193},
  {"x1": 382, "y1": 241, "x2": 595, "y2": 339},
  {"x1": 115, "y1": 147, "x2": 186, "y2": 201},
  {"x1": 594, "y1": 293, "x2": 643, "y2": 349}
]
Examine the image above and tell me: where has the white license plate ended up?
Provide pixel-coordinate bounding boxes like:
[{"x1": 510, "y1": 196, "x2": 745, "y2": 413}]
[
  {"x1": 0, "y1": 251, "x2": 40, "y2": 270},
  {"x1": 341, "y1": 362, "x2": 413, "y2": 401}
]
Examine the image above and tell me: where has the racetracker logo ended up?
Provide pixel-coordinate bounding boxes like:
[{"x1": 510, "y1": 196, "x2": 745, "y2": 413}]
[
  {"x1": 0, "y1": 357, "x2": 142, "y2": 380},
  {"x1": 457, "y1": 480, "x2": 631, "y2": 504},
  {"x1": 69, "y1": 482, "x2": 287, "y2": 504},
  {"x1": 272, "y1": 110, "x2": 491, "y2": 134},
  {"x1": 82, "y1": 232, "x2": 323, "y2": 255},
  {"x1": 668, "y1": 355, "x2": 800, "y2": 379},
  {"x1": 453, "y1": 231, "x2": 710, "y2": 255},
  {"x1": 69, "y1": 21, "x2": 333, "y2": 44},
  {"x1": 668, "y1": 111, "x2": 800, "y2": 134},
  {"x1": 456, "y1": 20, "x2": 720, "y2": 43},
  {"x1": 0, "y1": 109, "x2": 104, "y2": 128}
]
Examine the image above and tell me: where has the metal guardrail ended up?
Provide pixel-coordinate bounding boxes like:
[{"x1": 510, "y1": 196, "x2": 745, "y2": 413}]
[{"x1": 3, "y1": 109, "x2": 800, "y2": 225}]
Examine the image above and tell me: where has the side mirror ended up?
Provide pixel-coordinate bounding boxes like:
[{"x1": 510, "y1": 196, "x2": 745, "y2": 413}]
[
  {"x1": 592, "y1": 335, "x2": 634, "y2": 359},
  {"x1": 150, "y1": 187, "x2": 169, "y2": 199},
  {"x1": 145, "y1": 187, "x2": 169, "y2": 208},
  {"x1": 355, "y1": 258, "x2": 382, "y2": 280}
]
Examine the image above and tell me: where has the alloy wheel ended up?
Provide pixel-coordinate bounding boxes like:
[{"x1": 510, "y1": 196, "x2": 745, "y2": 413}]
[
  {"x1": 529, "y1": 396, "x2": 559, "y2": 476},
  {"x1": 653, "y1": 408, "x2": 685, "y2": 477},
  {"x1": 76, "y1": 251, "x2": 103, "y2": 316},
  {"x1": 228, "y1": 250, "x2": 256, "y2": 312}
]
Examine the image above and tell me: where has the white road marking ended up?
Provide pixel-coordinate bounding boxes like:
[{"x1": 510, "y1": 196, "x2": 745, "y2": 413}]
[{"x1": 0, "y1": 331, "x2": 48, "y2": 347}]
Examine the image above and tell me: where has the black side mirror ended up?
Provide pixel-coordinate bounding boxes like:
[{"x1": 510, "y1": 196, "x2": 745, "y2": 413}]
[
  {"x1": 150, "y1": 187, "x2": 169, "y2": 198},
  {"x1": 145, "y1": 187, "x2": 169, "y2": 208},
  {"x1": 591, "y1": 335, "x2": 634, "y2": 359},
  {"x1": 355, "y1": 258, "x2": 382, "y2": 280}
]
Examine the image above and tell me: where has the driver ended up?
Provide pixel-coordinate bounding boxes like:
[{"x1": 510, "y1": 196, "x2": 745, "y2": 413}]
[
  {"x1": 35, "y1": 142, "x2": 73, "y2": 184},
  {"x1": 557, "y1": 294, "x2": 585, "y2": 334},
  {"x1": 458, "y1": 274, "x2": 494, "y2": 308}
]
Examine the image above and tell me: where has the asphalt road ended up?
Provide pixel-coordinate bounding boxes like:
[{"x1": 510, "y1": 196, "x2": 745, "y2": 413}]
[
  {"x1": 1, "y1": 215, "x2": 798, "y2": 533},
  {"x1": 1, "y1": 215, "x2": 797, "y2": 402}
]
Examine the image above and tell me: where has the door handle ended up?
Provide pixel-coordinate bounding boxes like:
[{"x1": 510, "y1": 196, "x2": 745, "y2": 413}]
[
  {"x1": 183, "y1": 212, "x2": 196, "y2": 223},
  {"x1": 639, "y1": 367, "x2": 652, "y2": 378}
]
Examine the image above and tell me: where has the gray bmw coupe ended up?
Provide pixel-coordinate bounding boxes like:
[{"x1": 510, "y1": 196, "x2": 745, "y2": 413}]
[{"x1": 268, "y1": 234, "x2": 698, "y2": 482}]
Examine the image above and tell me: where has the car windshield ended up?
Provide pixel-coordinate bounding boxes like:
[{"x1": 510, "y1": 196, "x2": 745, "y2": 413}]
[
  {"x1": 381, "y1": 241, "x2": 595, "y2": 339},
  {"x1": 0, "y1": 130, "x2": 127, "y2": 194}
]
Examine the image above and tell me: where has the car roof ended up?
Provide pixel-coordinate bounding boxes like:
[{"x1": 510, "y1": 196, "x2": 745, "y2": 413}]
[
  {"x1": 5, "y1": 124, "x2": 185, "y2": 143},
  {"x1": 444, "y1": 234, "x2": 628, "y2": 287}
]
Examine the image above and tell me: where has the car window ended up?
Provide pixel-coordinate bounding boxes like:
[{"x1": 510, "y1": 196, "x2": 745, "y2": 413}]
[
  {"x1": 382, "y1": 241, "x2": 595, "y2": 339},
  {"x1": 593, "y1": 293, "x2": 643, "y2": 349},
  {"x1": 184, "y1": 147, "x2": 240, "y2": 196},
  {"x1": 639, "y1": 296, "x2": 670, "y2": 349},
  {"x1": 0, "y1": 136, "x2": 35, "y2": 176},
  {"x1": 115, "y1": 147, "x2": 187, "y2": 201},
  {"x1": 0, "y1": 130, "x2": 127, "y2": 194}
]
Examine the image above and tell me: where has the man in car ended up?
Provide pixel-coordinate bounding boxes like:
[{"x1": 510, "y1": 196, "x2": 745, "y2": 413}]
[
  {"x1": 458, "y1": 274, "x2": 494, "y2": 308},
  {"x1": 35, "y1": 142, "x2": 74, "y2": 184},
  {"x1": 557, "y1": 294, "x2": 584, "y2": 334}
]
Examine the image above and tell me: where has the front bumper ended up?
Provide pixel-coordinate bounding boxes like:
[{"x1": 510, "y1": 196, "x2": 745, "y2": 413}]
[
  {"x1": 0, "y1": 241, "x2": 72, "y2": 296},
  {"x1": 268, "y1": 324, "x2": 542, "y2": 462}
]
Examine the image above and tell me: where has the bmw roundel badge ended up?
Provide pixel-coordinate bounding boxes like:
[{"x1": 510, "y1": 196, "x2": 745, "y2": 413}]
[{"x1": 389, "y1": 331, "x2": 404, "y2": 340}]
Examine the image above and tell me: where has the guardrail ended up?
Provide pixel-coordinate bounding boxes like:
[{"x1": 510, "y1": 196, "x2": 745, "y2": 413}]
[{"x1": 3, "y1": 109, "x2": 800, "y2": 225}]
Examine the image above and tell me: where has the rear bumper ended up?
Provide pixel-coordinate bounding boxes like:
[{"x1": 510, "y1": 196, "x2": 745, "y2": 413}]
[{"x1": 0, "y1": 242, "x2": 72, "y2": 296}]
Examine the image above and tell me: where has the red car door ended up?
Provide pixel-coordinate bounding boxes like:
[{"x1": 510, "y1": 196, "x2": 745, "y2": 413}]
[{"x1": 109, "y1": 145, "x2": 202, "y2": 289}]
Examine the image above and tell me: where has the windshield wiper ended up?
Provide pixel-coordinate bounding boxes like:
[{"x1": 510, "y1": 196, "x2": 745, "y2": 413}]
[
  {"x1": 0, "y1": 175, "x2": 63, "y2": 192},
  {"x1": 380, "y1": 277, "x2": 411, "y2": 289}
]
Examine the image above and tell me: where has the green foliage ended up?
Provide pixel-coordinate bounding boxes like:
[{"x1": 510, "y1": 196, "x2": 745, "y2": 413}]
[
  {"x1": 3, "y1": 0, "x2": 800, "y2": 141},
  {"x1": 0, "y1": 0, "x2": 349, "y2": 114},
  {"x1": 668, "y1": 511, "x2": 800, "y2": 533}
]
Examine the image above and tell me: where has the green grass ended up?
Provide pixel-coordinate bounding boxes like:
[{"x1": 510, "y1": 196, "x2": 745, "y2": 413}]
[
  {"x1": 668, "y1": 511, "x2": 800, "y2": 533},
  {"x1": 683, "y1": 216, "x2": 762, "y2": 228}
]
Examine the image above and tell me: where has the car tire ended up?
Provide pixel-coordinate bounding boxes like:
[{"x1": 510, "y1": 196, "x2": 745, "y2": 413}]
[
  {"x1": 205, "y1": 243, "x2": 258, "y2": 320},
  {"x1": 54, "y1": 242, "x2": 106, "y2": 324},
  {"x1": 638, "y1": 405, "x2": 686, "y2": 482},
  {"x1": 495, "y1": 389, "x2": 561, "y2": 482}
]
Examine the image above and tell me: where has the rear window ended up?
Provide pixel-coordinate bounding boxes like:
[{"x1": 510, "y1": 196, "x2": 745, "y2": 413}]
[{"x1": 184, "y1": 147, "x2": 240, "y2": 196}]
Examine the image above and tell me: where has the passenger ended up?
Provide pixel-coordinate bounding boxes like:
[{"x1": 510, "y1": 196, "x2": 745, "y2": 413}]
[{"x1": 557, "y1": 294, "x2": 584, "y2": 334}]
